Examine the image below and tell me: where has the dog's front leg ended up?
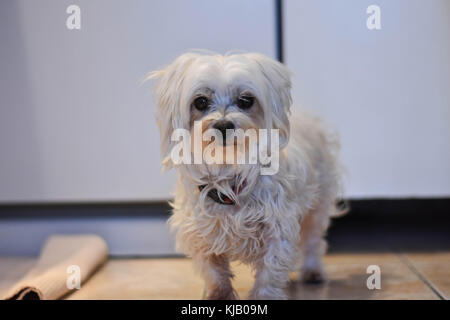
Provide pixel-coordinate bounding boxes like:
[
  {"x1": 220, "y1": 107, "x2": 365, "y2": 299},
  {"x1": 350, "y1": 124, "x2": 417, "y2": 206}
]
[
  {"x1": 194, "y1": 253, "x2": 238, "y2": 300},
  {"x1": 249, "y1": 238, "x2": 293, "y2": 300}
]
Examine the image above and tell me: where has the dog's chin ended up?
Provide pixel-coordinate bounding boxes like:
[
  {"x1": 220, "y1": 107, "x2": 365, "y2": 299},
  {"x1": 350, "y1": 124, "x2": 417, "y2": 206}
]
[{"x1": 180, "y1": 160, "x2": 261, "y2": 198}]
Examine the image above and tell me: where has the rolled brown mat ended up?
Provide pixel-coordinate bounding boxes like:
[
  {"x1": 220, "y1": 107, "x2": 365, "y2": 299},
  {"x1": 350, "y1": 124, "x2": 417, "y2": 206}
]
[{"x1": 3, "y1": 234, "x2": 108, "y2": 300}]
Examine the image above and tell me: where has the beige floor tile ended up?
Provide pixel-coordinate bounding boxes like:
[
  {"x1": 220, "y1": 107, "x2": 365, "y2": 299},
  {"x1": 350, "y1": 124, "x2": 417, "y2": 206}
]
[
  {"x1": 67, "y1": 254, "x2": 438, "y2": 300},
  {"x1": 288, "y1": 253, "x2": 438, "y2": 300},
  {"x1": 0, "y1": 254, "x2": 441, "y2": 300},
  {"x1": 67, "y1": 259, "x2": 203, "y2": 300},
  {"x1": 402, "y1": 252, "x2": 450, "y2": 300}
]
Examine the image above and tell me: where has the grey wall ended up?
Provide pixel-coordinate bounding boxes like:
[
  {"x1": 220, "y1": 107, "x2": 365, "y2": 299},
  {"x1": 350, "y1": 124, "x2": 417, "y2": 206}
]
[
  {"x1": 0, "y1": 216, "x2": 175, "y2": 256},
  {"x1": 1, "y1": 0, "x2": 449, "y2": 204},
  {"x1": 285, "y1": 0, "x2": 450, "y2": 198},
  {"x1": 0, "y1": 0, "x2": 275, "y2": 203}
]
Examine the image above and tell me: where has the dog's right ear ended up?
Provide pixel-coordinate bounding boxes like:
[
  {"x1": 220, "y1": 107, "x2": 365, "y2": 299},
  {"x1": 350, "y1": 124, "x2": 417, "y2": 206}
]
[{"x1": 145, "y1": 53, "x2": 199, "y2": 169}]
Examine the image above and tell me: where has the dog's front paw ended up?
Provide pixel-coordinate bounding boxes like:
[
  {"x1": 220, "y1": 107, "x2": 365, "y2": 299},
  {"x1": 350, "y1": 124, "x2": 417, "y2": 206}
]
[
  {"x1": 205, "y1": 287, "x2": 239, "y2": 300},
  {"x1": 299, "y1": 267, "x2": 327, "y2": 284},
  {"x1": 249, "y1": 287, "x2": 287, "y2": 300}
]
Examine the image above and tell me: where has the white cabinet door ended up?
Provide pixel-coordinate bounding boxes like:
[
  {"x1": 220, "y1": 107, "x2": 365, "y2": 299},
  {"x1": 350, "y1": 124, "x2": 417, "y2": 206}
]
[
  {"x1": 285, "y1": 0, "x2": 450, "y2": 198},
  {"x1": 0, "y1": 0, "x2": 276, "y2": 202}
]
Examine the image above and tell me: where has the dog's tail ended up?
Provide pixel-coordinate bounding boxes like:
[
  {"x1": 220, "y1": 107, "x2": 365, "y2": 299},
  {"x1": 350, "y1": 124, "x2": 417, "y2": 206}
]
[
  {"x1": 323, "y1": 119, "x2": 349, "y2": 218},
  {"x1": 332, "y1": 198, "x2": 350, "y2": 217}
]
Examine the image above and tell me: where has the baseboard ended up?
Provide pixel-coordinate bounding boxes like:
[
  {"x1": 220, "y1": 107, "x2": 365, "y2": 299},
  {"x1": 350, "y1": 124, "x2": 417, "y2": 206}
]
[
  {"x1": 0, "y1": 201, "x2": 171, "y2": 219},
  {"x1": 327, "y1": 198, "x2": 450, "y2": 253},
  {"x1": 0, "y1": 198, "x2": 449, "y2": 256},
  {"x1": 1, "y1": 198, "x2": 449, "y2": 219}
]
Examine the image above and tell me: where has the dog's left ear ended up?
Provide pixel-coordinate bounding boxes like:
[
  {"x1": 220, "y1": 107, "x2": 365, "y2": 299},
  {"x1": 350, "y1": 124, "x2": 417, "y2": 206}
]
[
  {"x1": 145, "y1": 53, "x2": 199, "y2": 169},
  {"x1": 247, "y1": 53, "x2": 292, "y2": 149}
]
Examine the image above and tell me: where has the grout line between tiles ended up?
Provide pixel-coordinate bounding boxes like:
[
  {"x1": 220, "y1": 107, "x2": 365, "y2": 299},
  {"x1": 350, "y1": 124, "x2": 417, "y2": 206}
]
[{"x1": 397, "y1": 253, "x2": 446, "y2": 300}]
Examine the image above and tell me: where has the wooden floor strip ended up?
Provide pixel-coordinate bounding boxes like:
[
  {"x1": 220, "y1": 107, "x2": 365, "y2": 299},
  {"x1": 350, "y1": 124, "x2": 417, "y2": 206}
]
[
  {"x1": 401, "y1": 252, "x2": 450, "y2": 300},
  {"x1": 0, "y1": 253, "x2": 445, "y2": 300}
]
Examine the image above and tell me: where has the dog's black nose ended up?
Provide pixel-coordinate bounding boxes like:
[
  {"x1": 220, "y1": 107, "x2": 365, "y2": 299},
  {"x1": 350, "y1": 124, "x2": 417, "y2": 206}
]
[{"x1": 213, "y1": 120, "x2": 235, "y2": 142}]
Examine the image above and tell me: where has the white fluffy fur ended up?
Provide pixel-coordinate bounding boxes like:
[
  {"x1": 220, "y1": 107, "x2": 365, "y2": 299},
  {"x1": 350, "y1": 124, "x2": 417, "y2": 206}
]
[{"x1": 149, "y1": 52, "x2": 345, "y2": 300}]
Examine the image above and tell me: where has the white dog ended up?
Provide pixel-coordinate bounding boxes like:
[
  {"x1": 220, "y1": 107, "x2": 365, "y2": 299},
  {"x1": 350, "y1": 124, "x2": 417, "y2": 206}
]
[{"x1": 149, "y1": 52, "x2": 345, "y2": 300}]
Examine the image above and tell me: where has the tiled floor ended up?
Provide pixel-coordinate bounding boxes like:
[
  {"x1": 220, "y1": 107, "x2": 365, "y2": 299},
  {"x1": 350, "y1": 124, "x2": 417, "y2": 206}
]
[{"x1": 0, "y1": 252, "x2": 448, "y2": 300}]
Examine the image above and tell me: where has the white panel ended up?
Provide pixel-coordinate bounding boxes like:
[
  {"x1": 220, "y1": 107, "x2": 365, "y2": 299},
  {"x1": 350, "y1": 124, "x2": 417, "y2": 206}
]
[
  {"x1": 0, "y1": 217, "x2": 176, "y2": 256},
  {"x1": 0, "y1": 0, "x2": 276, "y2": 203},
  {"x1": 285, "y1": 0, "x2": 450, "y2": 197}
]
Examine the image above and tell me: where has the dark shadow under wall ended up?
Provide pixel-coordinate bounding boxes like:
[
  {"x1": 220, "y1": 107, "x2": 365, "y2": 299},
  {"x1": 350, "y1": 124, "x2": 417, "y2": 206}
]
[
  {"x1": 0, "y1": 198, "x2": 449, "y2": 253},
  {"x1": 327, "y1": 198, "x2": 450, "y2": 253}
]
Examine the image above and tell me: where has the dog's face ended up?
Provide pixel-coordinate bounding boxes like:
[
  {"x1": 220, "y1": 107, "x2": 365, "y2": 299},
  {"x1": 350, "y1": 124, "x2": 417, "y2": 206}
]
[{"x1": 150, "y1": 52, "x2": 292, "y2": 169}]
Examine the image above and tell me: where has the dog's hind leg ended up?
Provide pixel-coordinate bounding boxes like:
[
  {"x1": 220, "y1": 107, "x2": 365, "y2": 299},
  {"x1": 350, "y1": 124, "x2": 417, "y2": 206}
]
[{"x1": 298, "y1": 205, "x2": 331, "y2": 283}]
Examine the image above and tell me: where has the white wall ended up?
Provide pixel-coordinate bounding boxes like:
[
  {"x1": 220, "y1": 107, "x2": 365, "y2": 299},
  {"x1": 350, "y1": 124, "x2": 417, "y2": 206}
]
[
  {"x1": 1, "y1": 1, "x2": 449, "y2": 204},
  {"x1": 0, "y1": 0, "x2": 276, "y2": 203},
  {"x1": 0, "y1": 217, "x2": 176, "y2": 256},
  {"x1": 285, "y1": 0, "x2": 450, "y2": 198}
]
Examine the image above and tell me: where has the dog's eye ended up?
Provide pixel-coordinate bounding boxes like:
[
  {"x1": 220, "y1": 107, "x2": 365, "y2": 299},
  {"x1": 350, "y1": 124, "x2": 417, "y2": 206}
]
[
  {"x1": 193, "y1": 96, "x2": 209, "y2": 111},
  {"x1": 237, "y1": 96, "x2": 254, "y2": 109}
]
